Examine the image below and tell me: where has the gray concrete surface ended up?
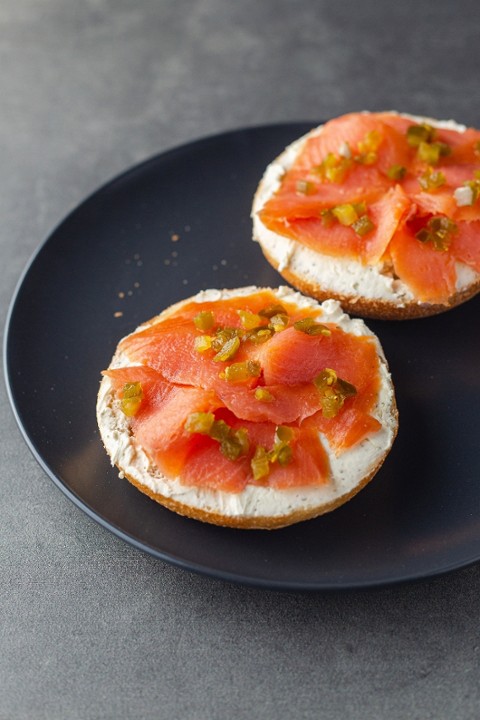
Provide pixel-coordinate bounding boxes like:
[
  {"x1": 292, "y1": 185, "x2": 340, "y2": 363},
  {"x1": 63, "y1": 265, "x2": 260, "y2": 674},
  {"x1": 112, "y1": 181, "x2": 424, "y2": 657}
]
[{"x1": 1, "y1": 1, "x2": 479, "y2": 718}]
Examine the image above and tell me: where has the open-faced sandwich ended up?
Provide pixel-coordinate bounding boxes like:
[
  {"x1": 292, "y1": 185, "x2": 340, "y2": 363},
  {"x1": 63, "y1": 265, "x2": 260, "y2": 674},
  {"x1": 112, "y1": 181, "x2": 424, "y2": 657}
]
[
  {"x1": 252, "y1": 112, "x2": 480, "y2": 319},
  {"x1": 97, "y1": 286, "x2": 398, "y2": 529}
]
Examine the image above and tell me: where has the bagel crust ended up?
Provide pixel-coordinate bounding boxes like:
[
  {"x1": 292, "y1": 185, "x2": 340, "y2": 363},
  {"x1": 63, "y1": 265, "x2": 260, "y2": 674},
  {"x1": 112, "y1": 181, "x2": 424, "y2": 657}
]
[
  {"x1": 97, "y1": 287, "x2": 398, "y2": 529},
  {"x1": 252, "y1": 112, "x2": 480, "y2": 320}
]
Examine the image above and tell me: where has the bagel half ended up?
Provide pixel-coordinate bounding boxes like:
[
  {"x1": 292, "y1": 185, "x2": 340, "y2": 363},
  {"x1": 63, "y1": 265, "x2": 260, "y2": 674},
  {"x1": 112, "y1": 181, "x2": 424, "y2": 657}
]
[
  {"x1": 97, "y1": 287, "x2": 398, "y2": 529},
  {"x1": 252, "y1": 112, "x2": 480, "y2": 319}
]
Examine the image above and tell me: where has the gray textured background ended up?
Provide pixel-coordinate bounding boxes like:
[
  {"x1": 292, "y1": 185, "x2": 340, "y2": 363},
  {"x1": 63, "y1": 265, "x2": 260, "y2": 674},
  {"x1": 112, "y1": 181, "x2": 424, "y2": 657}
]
[{"x1": 2, "y1": 1, "x2": 480, "y2": 718}]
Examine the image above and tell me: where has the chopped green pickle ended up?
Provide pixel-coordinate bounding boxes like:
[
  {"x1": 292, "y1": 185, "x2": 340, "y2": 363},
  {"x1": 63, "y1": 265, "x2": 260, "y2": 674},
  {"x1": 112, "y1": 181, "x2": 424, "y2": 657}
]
[
  {"x1": 352, "y1": 214, "x2": 375, "y2": 237},
  {"x1": 211, "y1": 327, "x2": 239, "y2": 351},
  {"x1": 222, "y1": 360, "x2": 261, "y2": 382},
  {"x1": 358, "y1": 130, "x2": 382, "y2": 154},
  {"x1": 407, "y1": 123, "x2": 436, "y2": 147},
  {"x1": 121, "y1": 382, "x2": 143, "y2": 417},
  {"x1": 209, "y1": 419, "x2": 231, "y2": 442},
  {"x1": 123, "y1": 382, "x2": 143, "y2": 399},
  {"x1": 313, "y1": 153, "x2": 352, "y2": 183},
  {"x1": 415, "y1": 215, "x2": 458, "y2": 251},
  {"x1": 184, "y1": 412, "x2": 215, "y2": 435},
  {"x1": 463, "y1": 179, "x2": 480, "y2": 204},
  {"x1": 277, "y1": 445, "x2": 293, "y2": 467},
  {"x1": 320, "y1": 389, "x2": 344, "y2": 418},
  {"x1": 258, "y1": 303, "x2": 288, "y2": 319},
  {"x1": 313, "y1": 369, "x2": 357, "y2": 418},
  {"x1": 121, "y1": 396, "x2": 142, "y2": 417},
  {"x1": 268, "y1": 313, "x2": 289, "y2": 332},
  {"x1": 237, "y1": 310, "x2": 262, "y2": 329},
  {"x1": 418, "y1": 168, "x2": 446, "y2": 191},
  {"x1": 193, "y1": 310, "x2": 215, "y2": 331},
  {"x1": 276, "y1": 425, "x2": 294, "y2": 443},
  {"x1": 415, "y1": 228, "x2": 431, "y2": 243},
  {"x1": 336, "y1": 377, "x2": 358, "y2": 398},
  {"x1": 387, "y1": 164, "x2": 407, "y2": 181},
  {"x1": 353, "y1": 201, "x2": 367, "y2": 215},
  {"x1": 220, "y1": 433, "x2": 247, "y2": 461},
  {"x1": 296, "y1": 179, "x2": 315, "y2": 195},
  {"x1": 245, "y1": 327, "x2": 273, "y2": 344},
  {"x1": 251, "y1": 446, "x2": 270, "y2": 481},
  {"x1": 320, "y1": 209, "x2": 335, "y2": 227},
  {"x1": 194, "y1": 335, "x2": 212, "y2": 353},
  {"x1": 254, "y1": 387, "x2": 274, "y2": 402},
  {"x1": 418, "y1": 141, "x2": 451, "y2": 165},
  {"x1": 293, "y1": 317, "x2": 331, "y2": 336},
  {"x1": 332, "y1": 203, "x2": 358, "y2": 226},
  {"x1": 213, "y1": 335, "x2": 241, "y2": 362},
  {"x1": 313, "y1": 368, "x2": 337, "y2": 389}
]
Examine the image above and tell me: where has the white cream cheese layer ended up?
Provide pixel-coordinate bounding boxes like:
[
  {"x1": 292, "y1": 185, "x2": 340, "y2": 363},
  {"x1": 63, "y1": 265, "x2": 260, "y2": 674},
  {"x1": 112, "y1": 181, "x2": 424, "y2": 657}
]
[
  {"x1": 97, "y1": 288, "x2": 397, "y2": 520},
  {"x1": 252, "y1": 113, "x2": 479, "y2": 305}
]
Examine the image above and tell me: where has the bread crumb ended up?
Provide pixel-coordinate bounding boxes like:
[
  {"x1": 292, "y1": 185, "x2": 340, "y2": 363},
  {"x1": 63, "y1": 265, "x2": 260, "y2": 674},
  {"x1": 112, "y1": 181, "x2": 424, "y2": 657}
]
[
  {"x1": 118, "y1": 292, "x2": 125, "y2": 299},
  {"x1": 114, "y1": 311, "x2": 123, "y2": 318},
  {"x1": 171, "y1": 233, "x2": 180, "y2": 242}
]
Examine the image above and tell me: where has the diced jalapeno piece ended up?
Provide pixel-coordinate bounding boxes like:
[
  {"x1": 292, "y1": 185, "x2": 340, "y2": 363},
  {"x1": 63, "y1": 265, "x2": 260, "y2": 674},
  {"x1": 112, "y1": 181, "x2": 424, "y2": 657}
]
[
  {"x1": 184, "y1": 412, "x2": 215, "y2": 435},
  {"x1": 387, "y1": 164, "x2": 407, "y2": 181},
  {"x1": 352, "y1": 215, "x2": 375, "y2": 237},
  {"x1": 407, "y1": 123, "x2": 435, "y2": 147},
  {"x1": 254, "y1": 387, "x2": 274, "y2": 402},
  {"x1": 237, "y1": 310, "x2": 262, "y2": 329},
  {"x1": 194, "y1": 335, "x2": 212, "y2": 353},
  {"x1": 193, "y1": 310, "x2": 215, "y2": 331},
  {"x1": 332, "y1": 203, "x2": 358, "y2": 226},
  {"x1": 251, "y1": 446, "x2": 270, "y2": 481},
  {"x1": 222, "y1": 360, "x2": 261, "y2": 382},
  {"x1": 294, "y1": 317, "x2": 331, "y2": 336}
]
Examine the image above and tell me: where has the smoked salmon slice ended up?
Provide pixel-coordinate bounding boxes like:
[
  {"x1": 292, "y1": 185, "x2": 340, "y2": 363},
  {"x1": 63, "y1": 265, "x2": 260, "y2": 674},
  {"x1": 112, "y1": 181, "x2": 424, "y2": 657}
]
[
  {"x1": 257, "y1": 112, "x2": 480, "y2": 306},
  {"x1": 106, "y1": 290, "x2": 385, "y2": 493}
]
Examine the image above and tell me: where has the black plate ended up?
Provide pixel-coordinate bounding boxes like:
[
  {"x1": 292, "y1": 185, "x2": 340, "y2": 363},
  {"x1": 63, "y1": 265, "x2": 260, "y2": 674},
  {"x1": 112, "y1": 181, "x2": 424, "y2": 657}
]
[{"x1": 5, "y1": 124, "x2": 480, "y2": 590}]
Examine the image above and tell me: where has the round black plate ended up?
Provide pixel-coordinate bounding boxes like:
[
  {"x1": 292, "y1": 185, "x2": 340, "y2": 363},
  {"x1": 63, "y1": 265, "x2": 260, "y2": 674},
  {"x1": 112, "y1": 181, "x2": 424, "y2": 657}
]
[{"x1": 5, "y1": 124, "x2": 480, "y2": 590}]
